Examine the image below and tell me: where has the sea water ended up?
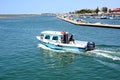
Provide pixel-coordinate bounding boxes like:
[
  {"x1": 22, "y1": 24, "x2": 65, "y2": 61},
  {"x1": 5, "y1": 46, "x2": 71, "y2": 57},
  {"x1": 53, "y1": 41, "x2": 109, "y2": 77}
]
[{"x1": 0, "y1": 16, "x2": 120, "y2": 80}]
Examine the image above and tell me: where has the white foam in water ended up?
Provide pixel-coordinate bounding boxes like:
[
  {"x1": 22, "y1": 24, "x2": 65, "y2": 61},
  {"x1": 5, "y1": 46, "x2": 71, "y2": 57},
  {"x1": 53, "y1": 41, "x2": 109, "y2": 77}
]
[
  {"x1": 91, "y1": 49, "x2": 120, "y2": 60},
  {"x1": 95, "y1": 59, "x2": 120, "y2": 72},
  {"x1": 38, "y1": 44, "x2": 51, "y2": 50},
  {"x1": 37, "y1": 44, "x2": 65, "y2": 53},
  {"x1": 96, "y1": 52, "x2": 120, "y2": 60},
  {"x1": 94, "y1": 49, "x2": 114, "y2": 54}
]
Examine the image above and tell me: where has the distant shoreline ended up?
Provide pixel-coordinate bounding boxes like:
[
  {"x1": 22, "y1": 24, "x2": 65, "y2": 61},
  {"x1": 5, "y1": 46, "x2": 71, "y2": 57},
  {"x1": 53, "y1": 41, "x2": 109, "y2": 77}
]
[
  {"x1": 0, "y1": 13, "x2": 56, "y2": 18},
  {"x1": 0, "y1": 14, "x2": 42, "y2": 18}
]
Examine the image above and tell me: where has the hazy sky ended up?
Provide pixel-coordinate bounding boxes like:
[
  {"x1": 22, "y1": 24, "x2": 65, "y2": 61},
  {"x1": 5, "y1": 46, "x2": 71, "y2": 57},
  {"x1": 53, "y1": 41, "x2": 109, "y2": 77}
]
[{"x1": 0, "y1": 0, "x2": 119, "y2": 14}]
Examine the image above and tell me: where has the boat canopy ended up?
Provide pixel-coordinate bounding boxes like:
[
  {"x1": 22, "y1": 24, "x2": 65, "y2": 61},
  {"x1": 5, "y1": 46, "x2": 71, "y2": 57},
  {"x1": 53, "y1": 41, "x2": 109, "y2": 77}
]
[
  {"x1": 41, "y1": 31, "x2": 75, "y2": 44},
  {"x1": 41, "y1": 31, "x2": 68, "y2": 35}
]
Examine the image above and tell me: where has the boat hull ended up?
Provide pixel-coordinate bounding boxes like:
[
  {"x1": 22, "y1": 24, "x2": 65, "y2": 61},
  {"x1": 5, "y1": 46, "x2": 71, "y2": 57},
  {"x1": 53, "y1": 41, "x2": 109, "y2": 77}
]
[{"x1": 38, "y1": 40, "x2": 86, "y2": 52}]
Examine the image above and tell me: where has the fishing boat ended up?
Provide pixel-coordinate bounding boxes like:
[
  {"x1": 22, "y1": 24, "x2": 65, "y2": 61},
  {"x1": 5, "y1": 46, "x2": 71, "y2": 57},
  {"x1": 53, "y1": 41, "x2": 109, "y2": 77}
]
[{"x1": 36, "y1": 31, "x2": 95, "y2": 52}]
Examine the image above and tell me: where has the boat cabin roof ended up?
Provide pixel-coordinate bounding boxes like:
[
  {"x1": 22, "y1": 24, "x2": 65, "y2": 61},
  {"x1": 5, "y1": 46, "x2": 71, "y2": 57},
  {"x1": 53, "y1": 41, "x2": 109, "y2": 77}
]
[{"x1": 41, "y1": 31, "x2": 68, "y2": 35}]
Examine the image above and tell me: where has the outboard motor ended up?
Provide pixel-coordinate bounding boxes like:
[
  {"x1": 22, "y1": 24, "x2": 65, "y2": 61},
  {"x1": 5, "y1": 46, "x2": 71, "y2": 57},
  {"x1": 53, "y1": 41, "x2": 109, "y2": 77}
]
[{"x1": 86, "y1": 42, "x2": 95, "y2": 51}]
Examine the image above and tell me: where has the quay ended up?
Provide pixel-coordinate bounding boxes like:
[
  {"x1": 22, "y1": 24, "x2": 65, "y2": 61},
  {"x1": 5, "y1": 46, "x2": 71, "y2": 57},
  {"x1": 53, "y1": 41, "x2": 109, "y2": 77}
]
[{"x1": 57, "y1": 16, "x2": 120, "y2": 29}]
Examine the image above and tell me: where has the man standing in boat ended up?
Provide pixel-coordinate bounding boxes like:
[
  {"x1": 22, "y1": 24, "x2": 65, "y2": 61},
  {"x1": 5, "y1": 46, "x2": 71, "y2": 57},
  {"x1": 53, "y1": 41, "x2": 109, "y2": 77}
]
[
  {"x1": 69, "y1": 34, "x2": 74, "y2": 44},
  {"x1": 61, "y1": 31, "x2": 74, "y2": 44}
]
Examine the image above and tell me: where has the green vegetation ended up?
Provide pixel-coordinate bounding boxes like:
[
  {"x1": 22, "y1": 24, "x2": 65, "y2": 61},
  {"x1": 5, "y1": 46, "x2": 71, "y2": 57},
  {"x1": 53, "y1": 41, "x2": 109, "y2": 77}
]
[
  {"x1": 73, "y1": 7, "x2": 108, "y2": 14},
  {"x1": 75, "y1": 9, "x2": 93, "y2": 14},
  {"x1": 101, "y1": 7, "x2": 108, "y2": 13},
  {"x1": 95, "y1": 7, "x2": 100, "y2": 14}
]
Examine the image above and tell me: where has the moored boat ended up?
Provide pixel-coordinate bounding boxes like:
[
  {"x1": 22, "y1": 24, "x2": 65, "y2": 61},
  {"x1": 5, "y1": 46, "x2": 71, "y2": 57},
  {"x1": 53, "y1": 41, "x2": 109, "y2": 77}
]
[{"x1": 36, "y1": 31, "x2": 95, "y2": 52}]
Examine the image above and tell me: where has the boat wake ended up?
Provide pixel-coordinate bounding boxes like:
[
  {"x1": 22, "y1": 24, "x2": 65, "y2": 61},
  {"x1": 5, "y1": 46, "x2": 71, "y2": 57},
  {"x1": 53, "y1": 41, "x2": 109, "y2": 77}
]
[
  {"x1": 38, "y1": 43, "x2": 120, "y2": 60},
  {"x1": 88, "y1": 45, "x2": 120, "y2": 60},
  {"x1": 96, "y1": 44, "x2": 120, "y2": 60},
  {"x1": 87, "y1": 49, "x2": 120, "y2": 61},
  {"x1": 85, "y1": 44, "x2": 120, "y2": 60},
  {"x1": 95, "y1": 59, "x2": 120, "y2": 72}
]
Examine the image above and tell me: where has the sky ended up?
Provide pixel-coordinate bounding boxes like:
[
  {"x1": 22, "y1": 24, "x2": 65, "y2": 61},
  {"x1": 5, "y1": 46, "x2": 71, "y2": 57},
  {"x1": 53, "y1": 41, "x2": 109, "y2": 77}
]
[{"x1": 0, "y1": 0, "x2": 120, "y2": 14}]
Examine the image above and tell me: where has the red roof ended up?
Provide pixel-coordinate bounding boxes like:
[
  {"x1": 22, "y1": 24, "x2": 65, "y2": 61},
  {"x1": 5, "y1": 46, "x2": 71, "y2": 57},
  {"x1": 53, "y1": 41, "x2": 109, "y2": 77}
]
[{"x1": 111, "y1": 8, "x2": 120, "y2": 12}]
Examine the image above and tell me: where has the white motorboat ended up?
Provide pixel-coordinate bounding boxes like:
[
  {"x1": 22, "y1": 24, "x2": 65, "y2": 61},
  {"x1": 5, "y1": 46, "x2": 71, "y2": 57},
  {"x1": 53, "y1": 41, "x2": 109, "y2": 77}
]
[{"x1": 36, "y1": 31, "x2": 95, "y2": 52}]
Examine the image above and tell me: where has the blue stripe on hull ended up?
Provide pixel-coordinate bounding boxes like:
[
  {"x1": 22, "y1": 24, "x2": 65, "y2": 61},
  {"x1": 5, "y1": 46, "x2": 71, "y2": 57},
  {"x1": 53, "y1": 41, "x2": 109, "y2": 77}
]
[{"x1": 39, "y1": 41, "x2": 86, "y2": 52}]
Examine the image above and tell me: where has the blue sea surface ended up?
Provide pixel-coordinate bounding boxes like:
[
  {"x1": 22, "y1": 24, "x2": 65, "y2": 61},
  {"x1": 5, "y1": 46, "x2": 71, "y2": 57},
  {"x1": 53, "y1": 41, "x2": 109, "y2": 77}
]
[{"x1": 0, "y1": 16, "x2": 120, "y2": 80}]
